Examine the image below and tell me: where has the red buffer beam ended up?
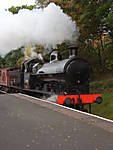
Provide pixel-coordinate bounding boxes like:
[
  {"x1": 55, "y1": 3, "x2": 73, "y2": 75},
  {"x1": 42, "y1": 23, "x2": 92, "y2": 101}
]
[{"x1": 57, "y1": 94, "x2": 103, "y2": 105}]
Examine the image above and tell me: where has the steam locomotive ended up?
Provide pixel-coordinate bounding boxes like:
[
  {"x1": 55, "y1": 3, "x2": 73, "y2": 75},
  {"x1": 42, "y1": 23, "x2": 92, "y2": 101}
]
[{"x1": 0, "y1": 46, "x2": 102, "y2": 112}]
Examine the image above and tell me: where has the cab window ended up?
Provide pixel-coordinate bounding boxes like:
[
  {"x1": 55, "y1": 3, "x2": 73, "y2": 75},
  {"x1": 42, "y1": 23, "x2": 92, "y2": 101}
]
[{"x1": 51, "y1": 55, "x2": 56, "y2": 61}]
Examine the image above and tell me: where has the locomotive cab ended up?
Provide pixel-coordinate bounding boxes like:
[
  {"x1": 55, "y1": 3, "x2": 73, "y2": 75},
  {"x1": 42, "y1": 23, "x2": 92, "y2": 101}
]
[{"x1": 50, "y1": 51, "x2": 62, "y2": 63}]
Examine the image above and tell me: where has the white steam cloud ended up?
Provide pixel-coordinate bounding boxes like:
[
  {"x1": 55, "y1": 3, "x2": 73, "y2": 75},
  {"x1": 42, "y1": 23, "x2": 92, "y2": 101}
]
[{"x1": 0, "y1": 3, "x2": 79, "y2": 56}]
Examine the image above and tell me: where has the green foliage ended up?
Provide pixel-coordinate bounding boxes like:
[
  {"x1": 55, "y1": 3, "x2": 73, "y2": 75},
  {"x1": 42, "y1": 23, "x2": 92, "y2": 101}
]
[
  {"x1": 4, "y1": 48, "x2": 24, "y2": 68},
  {"x1": 90, "y1": 77, "x2": 113, "y2": 120},
  {"x1": 105, "y1": 60, "x2": 113, "y2": 70},
  {"x1": 35, "y1": 0, "x2": 47, "y2": 7},
  {"x1": 92, "y1": 92, "x2": 113, "y2": 120},
  {"x1": 0, "y1": 56, "x2": 4, "y2": 68},
  {"x1": 106, "y1": 7, "x2": 113, "y2": 38},
  {"x1": 9, "y1": 5, "x2": 35, "y2": 14},
  {"x1": 57, "y1": 43, "x2": 70, "y2": 59},
  {"x1": 76, "y1": 0, "x2": 113, "y2": 72}
]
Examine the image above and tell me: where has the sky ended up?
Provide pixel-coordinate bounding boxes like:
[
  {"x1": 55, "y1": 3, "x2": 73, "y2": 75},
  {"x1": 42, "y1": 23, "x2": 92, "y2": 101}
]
[{"x1": 0, "y1": 0, "x2": 36, "y2": 10}]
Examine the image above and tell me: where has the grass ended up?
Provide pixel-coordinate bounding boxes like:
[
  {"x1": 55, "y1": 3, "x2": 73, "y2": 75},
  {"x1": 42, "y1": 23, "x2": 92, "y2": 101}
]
[
  {"x1": 92, "y1": 92, "x2": 113, "y2": 120},
  {"x1": 90, "y1": 77, "x2": 113, "y2": 120}
]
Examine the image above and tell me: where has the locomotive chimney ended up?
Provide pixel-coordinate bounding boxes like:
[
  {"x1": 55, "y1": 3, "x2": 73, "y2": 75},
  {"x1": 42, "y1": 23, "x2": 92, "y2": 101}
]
[{"x1": 69, "y1": 45, "x2": 78, "y2": 58}]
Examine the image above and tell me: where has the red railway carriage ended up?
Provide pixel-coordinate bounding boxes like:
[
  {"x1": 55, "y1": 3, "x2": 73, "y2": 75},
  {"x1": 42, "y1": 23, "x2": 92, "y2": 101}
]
[
  {"x1": 8, "y1": 69, "x2": 21, "y2": 87},
  {"x1": 0, "y1": 68, "x2": 21, "y2": 87},
  {"x1": 0, "y1": 68, "x2": 10, "y2": 86}
]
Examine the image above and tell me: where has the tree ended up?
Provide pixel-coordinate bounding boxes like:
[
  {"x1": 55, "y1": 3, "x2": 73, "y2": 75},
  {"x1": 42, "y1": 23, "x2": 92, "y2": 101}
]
[
  {"x1": 73, "y1": 0, "x2": 113, "y2": 71},
  {"x1": 106, "y1": 4, "x2": 113, "y2": 39},
  {"x1": 0, "y1": 56, "x2": 4, "y2": 68},
  {"x1": 4, "y1": 48, "x2": 24, "y2": 68}
]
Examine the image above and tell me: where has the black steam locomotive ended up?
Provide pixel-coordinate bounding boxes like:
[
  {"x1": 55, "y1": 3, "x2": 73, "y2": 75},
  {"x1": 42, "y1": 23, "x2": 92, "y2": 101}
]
[
  {"x1": 0, "y1": 46, "x2": 102, "y2": 112},
  {"x1": 28, "y1": 48, "x2": 91, "y2": 95}
]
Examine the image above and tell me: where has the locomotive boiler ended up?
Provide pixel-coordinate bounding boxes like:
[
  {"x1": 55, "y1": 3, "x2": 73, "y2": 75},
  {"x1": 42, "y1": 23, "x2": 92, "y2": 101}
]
[{"x1": 30, "y1": 47, "x2": 91, "y2": 95}]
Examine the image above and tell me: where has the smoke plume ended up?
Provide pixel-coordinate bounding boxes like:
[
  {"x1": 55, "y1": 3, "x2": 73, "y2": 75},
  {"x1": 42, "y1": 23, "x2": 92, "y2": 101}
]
[{"x1": 0, "y1": 3, "x2": 79, "y2": 56}]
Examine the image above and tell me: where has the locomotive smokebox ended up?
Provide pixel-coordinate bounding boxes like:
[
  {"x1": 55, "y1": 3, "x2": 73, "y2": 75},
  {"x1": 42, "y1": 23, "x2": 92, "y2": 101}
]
[
  {"x1": 64, "y1": 57, "x2": 91, "y2": 86},
  {"x1": 69, "y1": 45, "x2": 78, "y2": 58}
]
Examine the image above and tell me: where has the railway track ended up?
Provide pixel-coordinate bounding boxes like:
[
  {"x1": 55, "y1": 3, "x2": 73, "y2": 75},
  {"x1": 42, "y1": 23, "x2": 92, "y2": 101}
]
[
  {"x1": 0, "y1": 89, "x2": 7, "y2": 94},
  {"x1": 0, "y1": 85, "x2": 55, "y2": 104},
  {"x1": 0, "y1": 85, "x2": 101, "y2": 113},
  {"x1": 0, "y1": 84, "x2": 52, "y2": 97}
]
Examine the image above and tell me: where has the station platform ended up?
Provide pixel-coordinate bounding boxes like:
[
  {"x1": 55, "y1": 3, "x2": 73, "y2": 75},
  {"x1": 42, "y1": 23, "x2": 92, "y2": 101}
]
[{"x1": 0, "y1": 93, "x2": 113, "y2": 150}]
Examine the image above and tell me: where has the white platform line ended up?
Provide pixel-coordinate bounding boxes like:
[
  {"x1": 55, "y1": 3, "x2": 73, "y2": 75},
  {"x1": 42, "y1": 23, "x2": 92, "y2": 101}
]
[{"x1": 17, "y1": 93, "x2": 113, "y2": 123}]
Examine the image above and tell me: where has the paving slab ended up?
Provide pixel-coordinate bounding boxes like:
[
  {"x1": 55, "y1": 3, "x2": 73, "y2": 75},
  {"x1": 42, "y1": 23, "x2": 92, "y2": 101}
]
[{"x1": 0, "y1": 94, "x2": 113, "y2": 150}]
